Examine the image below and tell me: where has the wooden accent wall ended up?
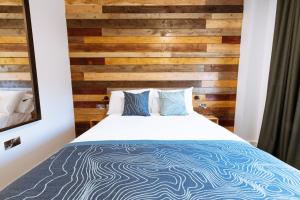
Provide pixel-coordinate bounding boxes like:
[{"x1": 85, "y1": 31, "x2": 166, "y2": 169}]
[
  {"x1": 66, "y1": 0, "x2": 243, "y2": 135},
  {"x1": 0, "y1": 1, "x2": 30, "y2": 89}
]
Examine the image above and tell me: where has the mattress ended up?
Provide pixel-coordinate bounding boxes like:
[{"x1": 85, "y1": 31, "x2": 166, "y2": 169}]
[
  {"x1": 0, "y1": 112, "x2": 32, "y2": 129},
  {"x1": 73, "y1": 112, "x2": 244, "y2": 143},
  {"x1": 1, "y1": 113, "x2": 300, "y2": 199}
]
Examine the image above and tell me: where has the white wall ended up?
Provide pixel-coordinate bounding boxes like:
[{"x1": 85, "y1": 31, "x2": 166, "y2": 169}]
[
  {"x1": 0, "y1": 0, "x2": 75, "y2": 190},
  {"x1": 235, "y1": 0, "x2": 277, "y2": 145}
]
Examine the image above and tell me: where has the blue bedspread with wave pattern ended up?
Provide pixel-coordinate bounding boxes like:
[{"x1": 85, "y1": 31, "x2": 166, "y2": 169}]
[{"x1": 1, "y1": 140, "x2": 300, "y2": 200}]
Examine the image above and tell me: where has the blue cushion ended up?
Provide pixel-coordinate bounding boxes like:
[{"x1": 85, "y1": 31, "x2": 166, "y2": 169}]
[
  {"x1": 159, "y1": 91, "x2": 188, "y2": 116},
  {"x1": 122, "y1": 91, "x2": 150, "y2": 116}
]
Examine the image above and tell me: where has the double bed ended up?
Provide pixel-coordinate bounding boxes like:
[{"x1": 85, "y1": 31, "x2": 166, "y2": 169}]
[{"x1": 1, "y1": 112, "x2": 300, "y2": 199}]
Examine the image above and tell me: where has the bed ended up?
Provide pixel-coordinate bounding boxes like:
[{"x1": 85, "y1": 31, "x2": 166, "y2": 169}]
[{"x1": 1, "y1": 112, "x2": 300, "y2": 199}]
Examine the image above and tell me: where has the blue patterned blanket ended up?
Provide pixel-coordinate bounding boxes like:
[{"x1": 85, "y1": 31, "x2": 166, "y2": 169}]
[{"x1": 1, "y1": 140, "x2": 300, "y2": 200}]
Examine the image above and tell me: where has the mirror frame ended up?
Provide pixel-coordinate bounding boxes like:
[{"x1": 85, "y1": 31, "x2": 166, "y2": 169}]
[{"x1": 0, "y1": 0, "x2": 41, "y2": 132}]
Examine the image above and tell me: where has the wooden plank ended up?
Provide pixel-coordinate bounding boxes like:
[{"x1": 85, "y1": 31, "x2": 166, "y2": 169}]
[
  {"x1": 0, "y1": 36, "x2": 26, "y2": 43},
  {"x1": 202, "y1": 80, "x2": 237, "y2": 87},
  {"x1": 67, "y1": 19, "x2": 206, "y2": 29},
  {"x1": 67, "y1": 28, "x2": 102, "y2": 36},
  {"x1": 193, "y1": 100, "x2": 236, "y2": 108},
  {"x1": 206, "y1": 0, "x2": 243, "y2": 5},
  {"x1": 0, "y1": 72, "x2": 31, "y2": 80},
  {"x1": 103, "y1": 5, "x2": 243, "y2": 13},
  {"x1": 73, "y1": 94, "x2": 109, "y2": 102},
  {"x1": 101, "y1": 0, "x2": 206, "y2": 6},
  {"x1": 84, "y1": 36, "x2": 221, "y2": 44},
  {"x1": 0, "y1": 28, "x2": 25, "y2": 36},
  {"x1": 84, "y1": 72, "x2": 218, "y2": 81},
  {"x1": 0, "y1": 58, "x2": 28, "y2": 64},
  {"x1": 70, "y1": 58, "x2": 105, "y2": 65},
  {"x1": 0, "y1": 65, "x2": 29, "y2": 72},
  {"x1": 71, "y1": 64, "x2": 206, "y2": 73},
  {"x1": 211, "y1": 13, "x2": 243, "y2": 19},
  {"x1": 0, "y1": 44, "x2": 27, "y2": 51},
  {"x1": 75, "y1": 108, "x2": 107, "y2": 115},
  {"x1": 65, "y1": 0, "x2": 99, "y2": 4},
  {"x1": 0, "y1": 0, "x2": 22, "y2": 6},
  {"x1": 0, "y1": 19, "x2": 24, "y2": 28},
  {"x1": 204, "y1": 64, "x2": 238, "y2": 72},
  {"x1": 222, "y1": 36, "x2": 241, "y2": 44},
  {"x1": 69, "y1": 43, "x2": 207, "y2": 52},
  {"x1": 70, "y1": 52, "x2": 238, "y2": 58},
  {"x1": 0, "y1": 52, "x2": 28, "y2": 57},
  {"x1": 105, "y1": 57, "x2": 239, "y2": 65},
  {"x1": 66, "y1": 5, "x2": 101, "y2": 15},
  {"x1": 207, "y1": 44, "x2": 240, "y2": 53},
  {"x1": 0, "y1": 6, "x2": 23, "y2": 13},
  {"x1": 0, "y1": 13, "x2": 23, "y2": 19},
  {"x1": 67, "y1": 13, "x2": 212, "y2": 19},
  {"x1": 102, "y1": 28, "x2": 241, "y2": 36},
  {"x1": 206, "y1": 19, "x2": 242, "y2": 29}
]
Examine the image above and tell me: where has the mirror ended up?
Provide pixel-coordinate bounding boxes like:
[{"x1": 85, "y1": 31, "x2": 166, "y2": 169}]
[{"x1": 0, "y1": 0, "x2": 41, "y2": 132}]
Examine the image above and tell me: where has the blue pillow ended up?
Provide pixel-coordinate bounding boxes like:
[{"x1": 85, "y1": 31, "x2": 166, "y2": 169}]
[
  {"x1": 159, "y1": 91, "x2": 188, "y2": 116},
  {"x1": 122, "y1": 91, "x2": 150, "y2": 116}
]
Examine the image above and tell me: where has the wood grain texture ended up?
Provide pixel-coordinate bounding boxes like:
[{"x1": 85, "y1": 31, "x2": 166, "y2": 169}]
[
  {"x1": 84, "y1": 36, "x2": 221, "y2": 44},
  {"x1": 63, "y1": 0, "x2": 243, "y2": 135},
  {"x1": 67, "y1": 19, "x2": 206, "y2": 29}
]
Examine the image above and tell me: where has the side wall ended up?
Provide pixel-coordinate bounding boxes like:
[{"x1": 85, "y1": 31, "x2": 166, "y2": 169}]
[
  {"x1": 235, "y1": 0, "x2": 277, "y2": 144},
  {"x1": 0, "y1": 0, "x2": 75, "y2": 190},
  {"x1": 65, "y1": 0, "x2": 244, "y2": 135}
]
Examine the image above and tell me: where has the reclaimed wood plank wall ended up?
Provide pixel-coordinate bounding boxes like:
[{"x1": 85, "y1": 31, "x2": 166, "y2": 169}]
[
  {"x1": 0, "y1": 1, "x2": 31, "y2": 89},
  {"x1": 66, "y1": 0, "x2": 243, "y2": 135}
]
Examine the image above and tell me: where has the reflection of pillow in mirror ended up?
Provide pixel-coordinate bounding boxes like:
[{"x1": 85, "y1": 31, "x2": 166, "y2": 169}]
[
  {"x1": 0, "y1": 91, "x2": 24, "y2": 114},
  {"x1": 15, "y1": 93, "x2": 34, "y2": 114}
]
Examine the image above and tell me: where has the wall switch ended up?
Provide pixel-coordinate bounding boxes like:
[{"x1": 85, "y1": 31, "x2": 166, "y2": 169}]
[{"x1": 4, "y1": 137, "x2": 21, "y2": 150}]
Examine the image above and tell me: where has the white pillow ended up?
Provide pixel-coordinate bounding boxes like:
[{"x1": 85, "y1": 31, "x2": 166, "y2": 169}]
[
  {"x1": 107, "y1": 89, "x2": 153, "y2": 115},
  {"x1": 15, "y1": 93, "x2": 34, "y2": 114},
  {"x1": 0, "y1": 91, "x2": 24, "y2": 114},
  {"x1": 151, "y1": 87, "x2": 194, "y2": 114}
]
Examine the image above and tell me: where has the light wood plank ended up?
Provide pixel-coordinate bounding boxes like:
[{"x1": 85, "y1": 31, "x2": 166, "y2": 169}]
[
  {"x1": 105, "y1": 58, "x2": 239, "y2": 65},
  {"x1": 65, "y1": 0, "x2": 99, "y2": 4},
  {"x1": 84, "y1": 72, "x2": 219, "y2": 81},
  {"x1": 84, "y1": 36, "x2": 222, "y2": 44},
  {"x1": 0, "y1": 13, "x2": 23, "y2": 19},
  {"x1": 206, "y1": 19, "x2": 242, "y2": 29},
  {"x1": 0, "y1": 36, "x2": 26, "y2": 43},
  {"x1": 0, "y1": 0, "x2": 22, "y2": 6},
  {"x1": 202, "y1": 80, "x2": 237, "y2": 87},
  {"x1": 0, "y1": 72, "x2": 31, "y2": 80},
  {"x1": 0, "y1": 29, "x2": 25, "y2": 36},
  {"x1": 0, "y1": 58, "x2": 29, "y2": 64},
  {"x1": 207, "y1": 44, "x2": 240, "y2": 53},
  {"x1": 69, "y1": 52, "x2": 239, "y2": 58},
  {"x1": 211, "y1": 13, "x2": 243, "y2": 19},
  {"x1": 67, "y1": 13, "x2": 212, "y2": 19},
  {"x1": 66, "y1": 5, "x2": 102, "y2": 15},
  {"x1": 0, "y1": 52, "x2": 28, "y2": 57},
  {"x1": 73, "y1": 94, "x2": 109, "y2": 102}
]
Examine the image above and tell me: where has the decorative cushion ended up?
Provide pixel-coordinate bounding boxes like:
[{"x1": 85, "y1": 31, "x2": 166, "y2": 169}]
[
  {"x1": 159, "y1": 90, "x2": 188, "y2": 116},
  {"x1": 122, "y1": 91, "x2": 151, "y2": 116}
]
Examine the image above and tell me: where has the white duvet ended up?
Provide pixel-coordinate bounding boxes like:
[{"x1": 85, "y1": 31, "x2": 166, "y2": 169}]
[{"x1": 73, "y1": 112, "x2": 245, "y2": 143}]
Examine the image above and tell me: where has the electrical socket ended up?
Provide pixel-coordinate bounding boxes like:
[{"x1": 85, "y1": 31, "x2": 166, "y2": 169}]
[{"x1": 4, "y1": 137, "x2": 21, "y2": 150}]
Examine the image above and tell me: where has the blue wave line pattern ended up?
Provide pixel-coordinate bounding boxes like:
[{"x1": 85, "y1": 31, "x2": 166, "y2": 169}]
[
  {"x1": 1, "y1": 141, "x2": 300, "y2": 200},
  {"x1": 122, "y1": 91, "x2": 150, "y2": 116}
]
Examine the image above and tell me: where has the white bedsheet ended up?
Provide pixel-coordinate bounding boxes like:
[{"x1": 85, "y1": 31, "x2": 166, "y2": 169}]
[{"x1": 73, "y1": 112, "x2": 245, "y2": 143}]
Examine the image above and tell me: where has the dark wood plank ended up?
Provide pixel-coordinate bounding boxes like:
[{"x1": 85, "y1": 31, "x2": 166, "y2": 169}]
[
  {"x1": 205, "y1": 94, "x2": 236, "y2": 101},
  {"x1": 67, "y1": 28, "x2": 102, "y2": 36},
  {"x1": 67, "y1": 19, "x2": 206, "y2": 29},
  {"x1": 0, "y1": 6, "x2": 23, "y2": 13},
  {"x1": 70, "y1": 58, "x2": 105, "y2": 65},
  {"x1": 0, "y1": 19, "x2": 24, "y2": 28},
  {"x1": 218, "y1": 72, "x2": 238, "y2": 80},
  {"x1": 102, "y1": 5, "x2": 243, "y2": 13},
  {"x1": 69, "y1": 43, "x2": 207, "y2": 52},
  {"x1": 222, "y1": 36, "x2": 241, "y2": 44},
  {"x1": 204, "y1": 64, "x2": 238, "y2": 72},
  {"x1": 0, "y1": 44, "x2": 27, "y2": 51}
]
